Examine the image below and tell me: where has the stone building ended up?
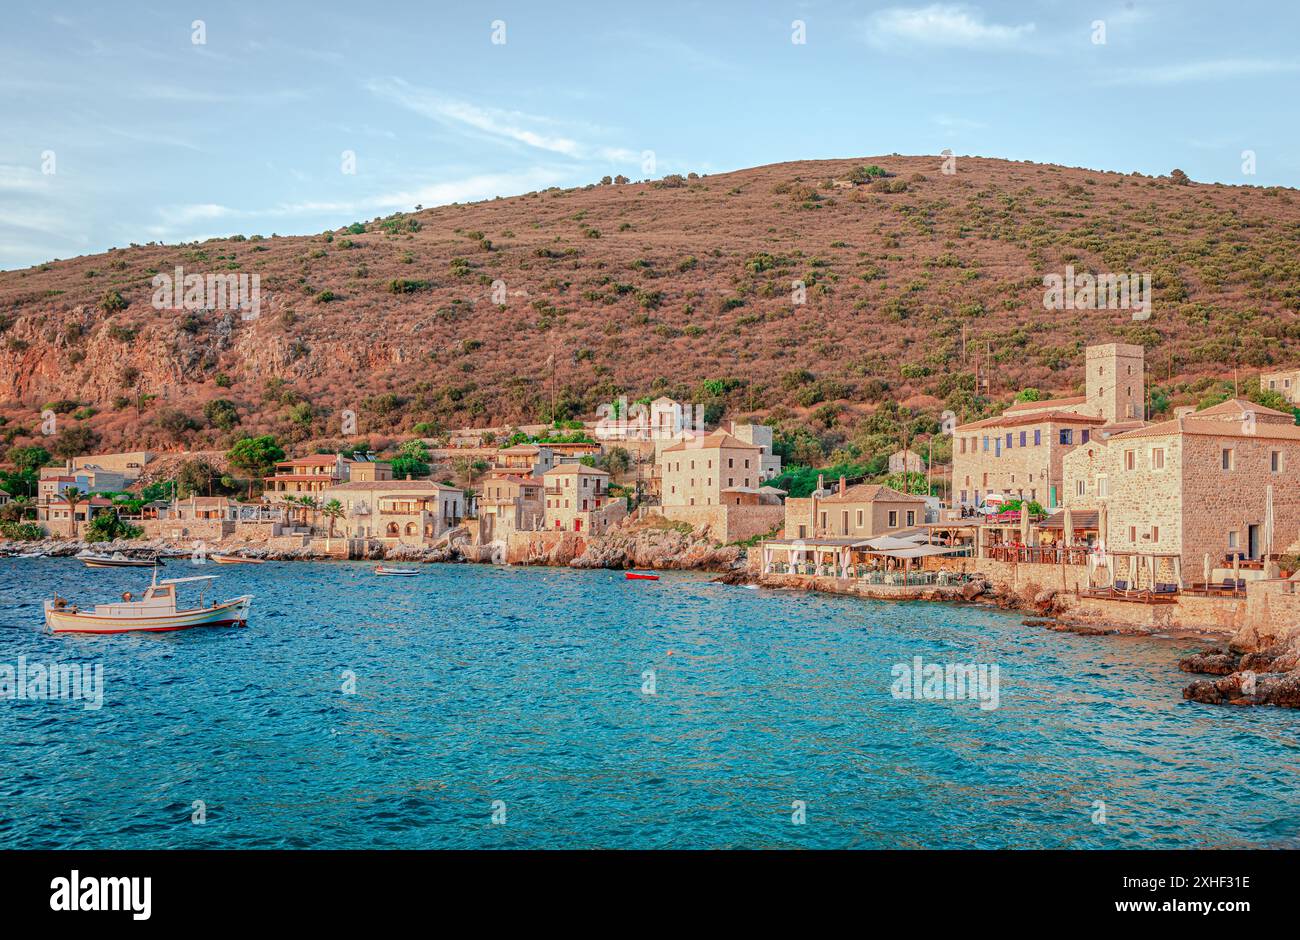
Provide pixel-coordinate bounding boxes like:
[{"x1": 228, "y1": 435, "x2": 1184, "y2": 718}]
[
  {"x1": 951, "y1": 343, "x2": 1145, "y2": 509},
  {"x1": 478, "y1": 471, "x2": 545, "y2": 540},
  {"x1": 1261, "y1": 367, "x2": 1300, "y2": 406},
  {"x1": 321, "y1": 480, "x2": 465, "y2": 544},
  {"x1": 887, "y1": 449, "x2": 926, "y2": 474},
  {"x1": 264, "y1": 454, "x2": 349, "y2": 495},
  {"x1": 784, "y1": 478, "x2": 927, "y2": 540},
  {"x1": 542, "y1": 465, "x2": 623, "y2": 534},
  {"x1": 1062, "y1": 399, "x2": 1300, "y2": 577},
  {"x1": 725, "y1": 421, "x2": 782, "y2": 481}
]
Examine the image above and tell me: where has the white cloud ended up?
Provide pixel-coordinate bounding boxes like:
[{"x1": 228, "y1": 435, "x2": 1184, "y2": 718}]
[
  {"x1": 365, "y1": 78, "x2": 638, "y2": 163},
  {"x1": 865, "y1": 4, "x2": 1036, "y2": 50},
  {"x1": 1098, "y1": 58, "x2": 1300, "y2": 86}
]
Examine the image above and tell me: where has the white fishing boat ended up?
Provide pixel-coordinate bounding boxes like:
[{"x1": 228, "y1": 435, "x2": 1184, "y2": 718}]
[
  {"x1": 44, "y1": 573, "x2": 252, "y2": 634},
  {"x1": 79, "y1": 551, "x2": 162, "y2": 569},
  {"x1": 374, "y1": 565, "x2": 419, "y2": 577}
]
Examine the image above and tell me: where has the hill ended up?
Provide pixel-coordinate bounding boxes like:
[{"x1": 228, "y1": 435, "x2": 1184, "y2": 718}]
[{"x1": 2, "y1": 155, "x2": 1299, "y2": 462}]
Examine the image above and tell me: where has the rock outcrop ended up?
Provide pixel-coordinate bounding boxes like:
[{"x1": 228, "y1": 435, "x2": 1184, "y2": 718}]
[{"x1": 1181, "y1": 642, "x2": 1300, "y2": 708}]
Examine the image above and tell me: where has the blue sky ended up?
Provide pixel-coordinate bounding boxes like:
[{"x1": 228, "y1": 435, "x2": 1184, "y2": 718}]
[{"x1": 2, "y1": 1, "x2": 1297, "y2": 271}]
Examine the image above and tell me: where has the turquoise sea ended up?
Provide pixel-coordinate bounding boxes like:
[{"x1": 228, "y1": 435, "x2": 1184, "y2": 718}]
[{"x1": 0, "y1": 557, "x2": 1297, "y2": 848}]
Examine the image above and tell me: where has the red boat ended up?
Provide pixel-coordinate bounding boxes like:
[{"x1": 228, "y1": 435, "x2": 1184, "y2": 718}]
[{"x1": 625, "y1": 572, "x2": 660, "y2": 581}]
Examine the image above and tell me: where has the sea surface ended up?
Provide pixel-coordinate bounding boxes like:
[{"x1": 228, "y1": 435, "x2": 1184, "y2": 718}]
[{"x1": 0, "y1": 557, "x2": 1296, "y2": 849}]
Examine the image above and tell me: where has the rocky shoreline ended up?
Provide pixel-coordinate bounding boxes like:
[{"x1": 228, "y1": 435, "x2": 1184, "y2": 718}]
[{"x1": 1179, "y1": 644, "x2": 1300, "y2": 708}]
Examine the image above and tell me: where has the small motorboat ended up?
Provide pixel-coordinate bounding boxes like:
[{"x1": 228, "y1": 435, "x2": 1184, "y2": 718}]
[
  {"x1": 375, "y1": 566, "x2": 419, "y2": 577},
  {"x1": 45, "y1": 573, "x2": 251, "y2": 634},
  {"x1": 80, "y1": 551, "x2": 163, "y2": 568},
  {"x1": 16, "y1": 552, "x2": 44, "y2": 558},
  {"x1": 625, "y1": 571, "x2": 660, "y2": 581},
  {"x1": 211, "y1": 554, "x2": 265, "y2": 565}
]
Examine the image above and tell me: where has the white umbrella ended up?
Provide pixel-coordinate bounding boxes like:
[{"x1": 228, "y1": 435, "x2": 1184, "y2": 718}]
[
  {"x1": 1020, "y1": 506, "x2": 1029, "y2": 548},
  {"x1": 1062, "y1": 507, "x2": 1074, "y2": 548},
  {"x1": 1098, "y1": 502, "x2": 1108, "y2": 545},
  {"x1": 1264, "y1": 484, "x2": 1275, "y2": 560},
  {"x1": 1233, "y1": 552, "x2": 1241, "y2": 590}
]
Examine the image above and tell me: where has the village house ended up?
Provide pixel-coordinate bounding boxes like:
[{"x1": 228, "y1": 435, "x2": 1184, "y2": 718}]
[
  {"x1": 595, "y1": 395, "x2": 695, "y2": 442},
  {"x1": 783, "y1": 477, "x2": 927, "y2": 540},
  {"x1": 477, "y1": 471, "x2": 545, "y2": 540},
  {"x1": 542, "y1": 464, "x2": 624, "y2": 534},
  {"x1": 492, "y1": 444, "x2": 555, "y2": 478},
  {"x1": 38, "y1": 465, "x2": 126, "y2": 501},
  {"x1": 1260, "y1": 367, "x2": 1300, "y2": 406},
  {"x1": 888, "y1": 449, "x2": 926, "y2": 474},
  {"x1": 347, "y1": 459, "x2": 393, "y2": 483},
  {"x1": 264, "y1": 454, "x2": 349, "y2": 495},
  {"x1": 724, "y1": 421, "x2": 782, "y2": 481},
  {"x1": 321, "y1": 480, "x2": 466, "y2": 544},
  {"x1": 69, "y1": 451, "x2": 153, "y2": 485},
  {"x1": 657, "y1": 431, "x2": 784, "y2": 540},
  {"x1": 38, "y1": 494, "x2": 116, "y2": 537},
  {"x1": 1062, "y1": 398, "x2": 1300, "y2": 581},
  {"x1": 951, "y1": 343, "x2": 1145, "y2": 510}
]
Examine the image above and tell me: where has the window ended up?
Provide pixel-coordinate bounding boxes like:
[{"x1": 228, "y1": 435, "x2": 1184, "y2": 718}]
[
  {"x1": 1151, "y1": 447, "x2": 1165, "y2": 470},
  {"x1": 888, "y1": 510, "x2": 898, "y2": 528},
  {"x1": 982, "y1": 436, "x2": 989, "y2": 452},
  {"x1": 1076, "y1": 480, "x2": 1085, "y2": 497},
  {"x1": 841, "y1": 510, "x2": 849, "y2": 534},
  {"x1": 1271, "y1": 450, "x2": 1282, "y2": 473},
  {"x1": 728, "y1": 458, "x2": 734, "y2": 468},
  {"x1": 1034, "y1": 429, "x2": 1041, "y2": 446},
  {"x1": 820, "y1": 512, "x2": 827, "y2": 529},
  {"x1": 1097, "y1": 476, "x2": 1109, "y2": 498},
  {"x1": 856, "y1": 509, "x2": 864, "y2": 526},
  {"x1": 1228, "y1": 531, "x2": 1239, "y2": 549},
  {"x1": 960, "y1": 438, "x2": 967, "y2": 454},
  {"x1": 727, "y1": 478, "x2": 733, "y2": 487},
  {"x1": 1019, "y1": 431, "x2": 1027, "y2": 447},
  {"x1": 1081, "y1": 430, "x2": 1090, "y2": 444},
  {"x1": 1152, "y1": 526, "x2": 1159, "y2": 542},
  {"x1": 1221, "y1": 448, "x2": 1234, "y2": 471},
  {"x1": 906, "y1": 510, "x2": 916, "y2": 526},
  {"x1": 744, "y1": 459, "x2": 750, "y2": 469},
  {"x1": 1129, "y1": 525, "x2": 1136, "y2": 542},
  {"x1": 1124, "y1": 450, "x2": 1135, "y2": 471},
  {"x1": 1006, "y1": 433, "x2": 1013, "y2": 448},
  {"x1": 960, "y1": 490, "x2": 968, "y2": 504},
  {"x1": 1059, "y1": 429, "x2": 1074, "y2": 445}
]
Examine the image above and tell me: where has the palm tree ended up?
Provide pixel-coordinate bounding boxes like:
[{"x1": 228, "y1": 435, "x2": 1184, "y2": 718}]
[
  {"x1": 322, "y1": 499, "x2": 344, "y2": 538},
  {"x1": 62, "y1": 486, "x2": 84, "y2": 539}
]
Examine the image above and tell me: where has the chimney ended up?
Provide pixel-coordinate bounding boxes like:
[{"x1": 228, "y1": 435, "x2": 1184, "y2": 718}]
[
  {"x1": 839, "y1": 475, "x2": 847, "y2": 495},
  {"x1": 817, "y1": 473, "x2": 825, "y2": 494}
]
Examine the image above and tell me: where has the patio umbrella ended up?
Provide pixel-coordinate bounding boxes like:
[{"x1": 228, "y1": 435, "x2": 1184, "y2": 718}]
[
  {"x1": 1233, "y1": 552, "x2": 1241, "y2": 590},
  {"x1": 1020, "y1": 506, "x2": 1029, "y2": 547},
  {"x1": 1097, "y1": 502, "x2": 1108, "y2": 545},
  {"x1": 1129, "y1": 553, "x2": 1138, "y2": 589},
  {"x1": 1147, "y1": 554, "x2": 1158, "y2": 589},
  {"x1": 1203, "y1": 553, "x2": 1212, "y2": 593},
  {"x1": 1062, "y1": 507, "x2": 1074, "y2": 548}
]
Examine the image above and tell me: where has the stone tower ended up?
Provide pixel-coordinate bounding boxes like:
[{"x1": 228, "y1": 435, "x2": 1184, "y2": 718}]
[{"x1": 1085, "y1": 343, "x2": 1145, "y2": 424}]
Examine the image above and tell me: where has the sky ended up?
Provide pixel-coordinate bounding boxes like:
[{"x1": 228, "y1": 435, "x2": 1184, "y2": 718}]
[{"x1": 1, "y1": 0, "x2": 1297, "y2": 271}]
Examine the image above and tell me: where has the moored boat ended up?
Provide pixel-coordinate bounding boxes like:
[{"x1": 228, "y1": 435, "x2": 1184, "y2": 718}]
[
  {"x1": 625, "y1": 571, "x2": 660, "y2": 581},
  {"x1": 44, "y1": 574, "x2": 252, "y2": 634},
  {"x1": 80, "y1": 551, "x2": 163, "y2": 568},
  {"x1": 211, "y1": 554, "x2": 265, "y2": 565},
  {"x1": 375, "y1": 565, "x2": 419, "y2": 576}
]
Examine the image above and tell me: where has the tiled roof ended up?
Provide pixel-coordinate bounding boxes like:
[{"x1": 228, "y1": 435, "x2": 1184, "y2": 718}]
[
  {"x1": 1196, "y1": 398, "x2": 1293, "y2": 420},
  {"x1": 1108, "y1": 415, "x2": 1300, "y2": 442},
  {"x1": 279, "y1": 455, "x2": 341, "y2": 467},
  {"x1": 326, "y1": 480, "x2": 462, "y2": 492},
  {"x1": 954, "y1": 410, "x2": 1107, "y2": 431},
  {"x1": 1003, "y1": 395, "x2": 1088, "y2": 413},
  {"x1": 542, "y1": 464, "x2": 609, "y2": 476},
  {"x1": 820, "y1": 483, "x2": 927, "y2": 504},
  {"x1": 661, "y1": 430, "x2": 761, "y2": 453}
]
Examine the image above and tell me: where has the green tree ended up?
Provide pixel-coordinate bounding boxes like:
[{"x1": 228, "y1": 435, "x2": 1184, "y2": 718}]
[
  {"x1": 62, "y1": 486, "x2": 84, "y2": 539},
  {"x1": 227, "y1": 436, "x2": 286, "y2": 498},
  {"x1": 51, "y1": 425, "x2": 101, "y2": 460},
  {"x1": 321, "y1": 498, "x2": 345, "y2": 537},
  {"x1": 204, "y1": 398, "x2": 240, "y2": 431}
]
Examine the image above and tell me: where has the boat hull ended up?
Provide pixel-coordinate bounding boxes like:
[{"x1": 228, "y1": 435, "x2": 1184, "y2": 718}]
[
  {"x1": 212, "y1": 555, "x2": 264, "y2": 565},
  {"x1": 625, "y1": 572, "x2": 660, "y2": 581},
  {"x1": 45, "y1": 596, "x2": 252, "y2": 634}
]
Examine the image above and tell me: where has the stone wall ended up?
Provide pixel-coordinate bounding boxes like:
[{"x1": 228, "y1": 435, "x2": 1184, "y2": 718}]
[
  {"x1": 140, "y1": 519, "x2": 234, "y2": 542},
  {"x1": 661, "y1": 504, "x2": 783, "y2": 542}
]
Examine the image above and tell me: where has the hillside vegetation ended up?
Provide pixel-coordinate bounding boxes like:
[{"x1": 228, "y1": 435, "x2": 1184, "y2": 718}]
[{"x1": 2, "y1": 155, "x2": 1298, "y2": 466}]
